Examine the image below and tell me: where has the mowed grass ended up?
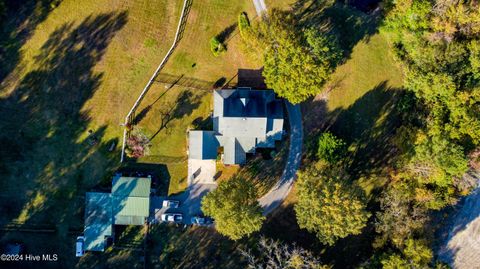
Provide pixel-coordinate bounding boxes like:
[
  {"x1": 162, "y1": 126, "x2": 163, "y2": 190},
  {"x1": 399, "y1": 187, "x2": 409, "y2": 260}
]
[
  {"x1": 162, "y1": 0, "x2": 259, "y2": 82},
  {"x1": 133, "y1": 83, "x2": 212, "y2": 194},
  {"x1": 326, "y1": 33, "x2": 404, "y2": 113},
  {"x1": 0, "y1": 0, "x2": 260, "y2": 267},
  {"x1": 311, "y1": 31, "x2": 404, "y2": 197}
]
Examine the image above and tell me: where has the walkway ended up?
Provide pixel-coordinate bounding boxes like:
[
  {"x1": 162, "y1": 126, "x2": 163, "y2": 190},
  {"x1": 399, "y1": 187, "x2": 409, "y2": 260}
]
[{"x1": 259, "y1": 102, "x2": 303, "y2": 215}]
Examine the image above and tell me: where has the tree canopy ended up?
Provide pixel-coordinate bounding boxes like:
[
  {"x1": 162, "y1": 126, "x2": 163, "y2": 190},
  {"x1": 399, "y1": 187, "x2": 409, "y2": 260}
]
[
  {"x1": 294, "y1": 168, "x2": 370, "y2": 245},
  {"x1": 386, "y1": 0, "x2": 480, "y2": 147},
  {"x1": 201, "y1": 177, "x2": 265, "y2": 240},
  {"x1": 240, "y1": 237, "x2": 330, "y2": 269},
  {"x1": 240, "y1": 10, "x2": 342, "y2": 104},
  {"x1": 316, "y1": 132, "x2": 347, "y2": 164}
]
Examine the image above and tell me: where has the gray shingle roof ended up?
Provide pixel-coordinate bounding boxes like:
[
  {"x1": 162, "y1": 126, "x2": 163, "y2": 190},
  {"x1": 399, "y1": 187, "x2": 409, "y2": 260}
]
[
  {"x1": 189, "y1": 131, "x2": 219, "y2": 160},
  {"x1": 197, "y1": 88, "x2": 284, "y2": 165}
]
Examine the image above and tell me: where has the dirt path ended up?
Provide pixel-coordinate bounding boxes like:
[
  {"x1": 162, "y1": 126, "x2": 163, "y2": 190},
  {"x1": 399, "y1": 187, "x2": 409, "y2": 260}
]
[{"x1": 437, "y1": 170, "x2": 480, "y2": 268}]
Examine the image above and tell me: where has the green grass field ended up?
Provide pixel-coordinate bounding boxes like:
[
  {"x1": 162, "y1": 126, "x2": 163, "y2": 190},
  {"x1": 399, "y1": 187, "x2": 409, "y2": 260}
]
[
  {"x1": 162, "y1": 0, "x2": 258, "y2": 82},
  {"x1": 0, "y1": 0, "x2": 258, "y2": 266}
]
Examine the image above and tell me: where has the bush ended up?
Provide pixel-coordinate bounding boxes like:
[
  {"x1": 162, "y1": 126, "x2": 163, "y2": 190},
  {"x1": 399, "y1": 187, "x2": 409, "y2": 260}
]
[
  {"x1": 210, "y1": 36, "x2": 226, "y2": 57},
  {"x1": 125, "y1": 128, "x2": 151, "y2": 158},
  {"x1": 238, "y1": 12, "x2": 250, "y2": 39},
  {"x1": 317, "y1": 132, "x2": 346, "y2": 164}
]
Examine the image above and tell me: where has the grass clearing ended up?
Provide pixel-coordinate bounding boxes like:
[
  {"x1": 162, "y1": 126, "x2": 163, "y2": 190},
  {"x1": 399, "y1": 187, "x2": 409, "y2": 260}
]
[
  {"x1": 0, "y1": 0, "x2": 261, "y2": 267},
  {"x1": 146, "y1": 225, "x2": 246, "y2": 269},
  {"x1": 161, "y1": 0, "x2": 259, "y2": 82}
]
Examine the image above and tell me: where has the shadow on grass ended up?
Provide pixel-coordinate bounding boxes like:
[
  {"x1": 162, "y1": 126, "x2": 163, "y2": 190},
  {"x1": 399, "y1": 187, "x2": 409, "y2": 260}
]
[
  {"x1": 263, "y1": 81, "x2": 406, "y2": 268},
  {"x1": 304, "y1": 81, "x2": 404, "y2": 179},
  {"x1": 149, "y1": 90, "x2": 203, "y2": 140},
  {"x1": 216, "y1": 23, "x2": 237, "y2": 44},
  {"x1": 0, "y1": 10, "x2": 128, "y2": 268},
  {"x1": 289, "y1": 0, "x2": 381, "y2": 61},
  {"x1": 146, "y1": 225, "x2": 246, "y2": 269},
  {"x1": 0, "y1": 0, "x2": 62, "y2": 83}
]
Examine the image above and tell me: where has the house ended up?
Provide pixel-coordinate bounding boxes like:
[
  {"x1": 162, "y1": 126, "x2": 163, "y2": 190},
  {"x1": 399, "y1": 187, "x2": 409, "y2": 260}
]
[
  {"x1": 83, "y1": 176, "x2": 151, "y2": 252},
  {"x1": 188, "y1": 87, "x2": 284, "y2": 182}
]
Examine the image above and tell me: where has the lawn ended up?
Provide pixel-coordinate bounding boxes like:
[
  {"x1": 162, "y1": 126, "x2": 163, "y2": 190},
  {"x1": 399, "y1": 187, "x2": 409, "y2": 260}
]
[
  {"x1": 0, "y1": 0, "x2": 260, "y2": 267},
  {"x1": 133, "y1": 83, "x2": 212, "y2": 195},
  {"x1": 303, "y1": 30, "x2": 404, "y2": 197},
  {"x1": 161, "y1": 0, "x2": 259, "y2": 82},
  {"x1": 146, "y1": 225, "x2": 247, "y2": 269},
  {"x1": 256, "y1": 1, "x2": 404, "y2": 267},
  {"x1": 262, "y1": 30, "x2": 404, "y2": 267}
]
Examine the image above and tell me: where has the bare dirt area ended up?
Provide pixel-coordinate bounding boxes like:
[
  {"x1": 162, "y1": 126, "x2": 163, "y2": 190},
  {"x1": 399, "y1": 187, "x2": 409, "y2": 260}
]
[{"x1": 437, "y1": 170, "x2": 480, "y2": 269}]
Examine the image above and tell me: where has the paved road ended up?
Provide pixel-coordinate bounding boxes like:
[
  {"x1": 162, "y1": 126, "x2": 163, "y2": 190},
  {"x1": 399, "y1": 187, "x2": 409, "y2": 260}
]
[
  {"x1": 253, "y1": 0, "x2": 267, "y2": 16},
  {"x1": 259, "y1": 102, "x2": 303, "y2": 215},
  {"x1": 437, "y1": 171, "x2": 480, "y2": 269}
]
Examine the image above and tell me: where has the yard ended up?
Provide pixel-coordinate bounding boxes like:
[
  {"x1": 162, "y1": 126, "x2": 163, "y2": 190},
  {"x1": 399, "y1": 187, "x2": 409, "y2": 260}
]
[
  {"x1": 257, "y1": 0, "x2": 405, "y2": 267},
  {"x1": 0, "y1": 0, "x2": 260, "y2": 267},
  {"x1": 0, "y1": 0, "x2": 405, "y2": 268}
]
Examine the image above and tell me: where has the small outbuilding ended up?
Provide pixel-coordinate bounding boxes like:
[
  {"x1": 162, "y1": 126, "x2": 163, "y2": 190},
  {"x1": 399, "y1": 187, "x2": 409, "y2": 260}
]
[{"x1": 83, "y1": 176, "x2": 151, "y2": 252}]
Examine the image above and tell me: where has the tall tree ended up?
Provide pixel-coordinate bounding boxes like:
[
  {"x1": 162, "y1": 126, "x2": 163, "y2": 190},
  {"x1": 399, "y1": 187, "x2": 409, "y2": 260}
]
[
  {"x1": 240, "y1": 10, "x2": 341, "y2": 104},
  {"x1": 385, "y1": 0, "x2": 480, "y2": 146},
  {"x1": 240, "y1": 237, "x2": 330, "y2": 269},
  {"x1": 375, "y1": 182, "x2": 428, "y2": 248},
  {"x1": 201, "y1": 177, "x2": 265, "y2": 240},
  {"x1": 294, "y1": 168, "x2": 370, "y2": 245}
]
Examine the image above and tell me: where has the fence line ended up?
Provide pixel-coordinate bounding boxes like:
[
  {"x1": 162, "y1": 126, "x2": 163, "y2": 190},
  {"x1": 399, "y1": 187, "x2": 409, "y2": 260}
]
[{"x1": 121, "y1": 0, "x2": 192, "y2": 162}]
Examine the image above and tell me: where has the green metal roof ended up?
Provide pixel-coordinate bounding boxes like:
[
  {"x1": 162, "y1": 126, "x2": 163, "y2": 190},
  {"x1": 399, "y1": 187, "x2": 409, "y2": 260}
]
[
  {"x1": 113, "y1": 196, "x2": 149, "y2": 224},
  {"x1": 111, "y1": 176, "x2": 151, "y2": 197},
  {"x1": 84, "y1": 177, "x2": 152, "y2": 250},
  {"x1": 84, "y1": 192, "x2": 113, "y2": 251}
]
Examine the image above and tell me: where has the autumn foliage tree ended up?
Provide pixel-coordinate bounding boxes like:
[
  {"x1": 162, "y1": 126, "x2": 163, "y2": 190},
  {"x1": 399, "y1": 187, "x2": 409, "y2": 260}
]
[
  {"x1": 239, "y1": 10, "x2": 342, "y2": 104},
  {"x1": 294, "y1": 167, "x2": 370, "y2": 245},
  {"x1": 201, "y1": 177, "x2": 265, "y2": 240},
  {"x1": 125, "y1": 128, "x2": 151, "y2": 158}
]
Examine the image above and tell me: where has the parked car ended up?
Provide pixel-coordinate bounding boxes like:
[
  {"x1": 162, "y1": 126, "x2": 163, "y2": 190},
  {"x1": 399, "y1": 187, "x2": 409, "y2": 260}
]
[
  {"x1": 161, "y1": 213, "x2": 183, "y2": 223},
  {"x1": 191, "y1": 216, "x2": 214, "y2": 226},
  {"x1": 76, "y1": 236, "x2": 85, "y2": 257},
  {"x1": 162, "y1": 199, "x2": 180, "y2": 208}
]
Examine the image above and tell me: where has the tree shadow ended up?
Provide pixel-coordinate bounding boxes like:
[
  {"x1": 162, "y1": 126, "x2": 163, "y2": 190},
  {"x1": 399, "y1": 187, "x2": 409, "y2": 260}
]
[
  {"x1": 0, "y1": 0, "x2": 62, "y2": 83},
  {"x1": 216, "y1": 23, "x2": 237, "y2": 45},
  {"x1": 305, "y1": 81, "x2": 404, "y2": 178},
  {"x1": 0, "y1": 11, "x2": 128, "y2": 266},
  {"x1": 329, "y1": 82, "x2": 403, "y2": 178},
  {"x1": 289, "y1": 0, "x2": 381, "y2": 61},
  {"x1": 150, "y1": 90, "x2": 203, "y2": 141},
  {"x1": 265, "y1": 82, "x2": 408, "y2": 268},
  {"x1": 146, "y1": 225, "x2": 245, "y2": 269}
]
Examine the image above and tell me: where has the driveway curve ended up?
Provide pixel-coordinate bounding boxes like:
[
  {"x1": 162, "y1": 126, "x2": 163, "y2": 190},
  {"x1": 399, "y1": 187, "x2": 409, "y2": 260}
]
[{"x1": 259, "y1": 102, "x2": 303, "y2": 215}]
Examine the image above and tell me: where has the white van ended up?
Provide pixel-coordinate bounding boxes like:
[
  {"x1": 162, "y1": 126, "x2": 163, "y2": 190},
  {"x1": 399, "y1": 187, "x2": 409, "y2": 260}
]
[{"x1": 76, "y1": 236, "x2": 85, "y2": 257}]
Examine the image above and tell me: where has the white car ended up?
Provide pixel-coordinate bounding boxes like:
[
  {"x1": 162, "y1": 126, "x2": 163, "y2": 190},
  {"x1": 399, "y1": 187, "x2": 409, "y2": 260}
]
[
  {"x1": 161, "y1": 213, "x2": 183, "y2": 223},
  {"x1": 76, "y1": 236, "x2": 85, "y2": 257},
  {"x1": 162, "y1": 200, "x2": 180, "y2": 208}
]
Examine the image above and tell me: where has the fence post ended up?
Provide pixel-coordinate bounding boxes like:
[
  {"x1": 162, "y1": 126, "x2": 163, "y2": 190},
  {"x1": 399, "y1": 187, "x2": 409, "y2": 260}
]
[{"x1": 121, "y1": 0, "x2": 191, "y2": 162}]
